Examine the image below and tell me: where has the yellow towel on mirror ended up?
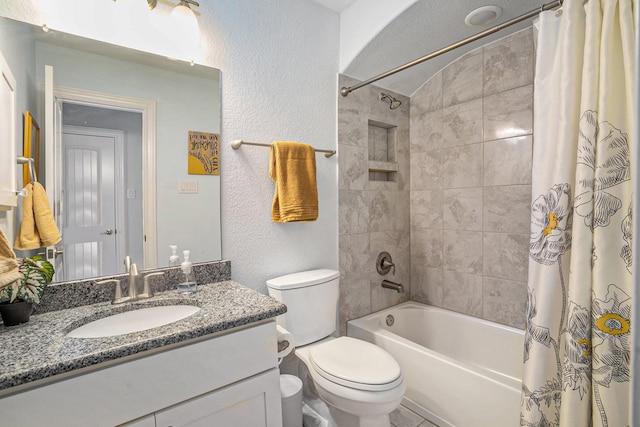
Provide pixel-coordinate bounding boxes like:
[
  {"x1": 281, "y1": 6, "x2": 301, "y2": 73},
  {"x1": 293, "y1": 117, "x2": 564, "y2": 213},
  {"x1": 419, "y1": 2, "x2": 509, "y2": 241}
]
[
  {"x1": 0, "y1": 228, "x2": 21, "y2": 288},
  {"x1": 269, "y1": 141, "x2": 318, "y2": 222},
  {"x1": 14, "y1": 182, "x2": 62, "y2": 250}
]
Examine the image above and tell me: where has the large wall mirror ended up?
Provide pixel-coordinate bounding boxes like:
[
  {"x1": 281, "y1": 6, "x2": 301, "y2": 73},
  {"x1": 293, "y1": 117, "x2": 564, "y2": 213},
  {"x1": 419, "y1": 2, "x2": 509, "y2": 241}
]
[{"x1": 0, "y1": 16, "x2": 222, "y2": 283}]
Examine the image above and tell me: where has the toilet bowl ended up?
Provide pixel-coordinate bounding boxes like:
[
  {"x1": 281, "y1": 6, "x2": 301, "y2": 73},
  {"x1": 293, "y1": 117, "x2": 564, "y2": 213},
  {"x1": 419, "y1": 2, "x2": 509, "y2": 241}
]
[
  {"x1": 296, "y1": 336, "x2": 405, "y2": 427},
  {"x1": 266, "y1": 269, "x2": 406, "y2": 427}
]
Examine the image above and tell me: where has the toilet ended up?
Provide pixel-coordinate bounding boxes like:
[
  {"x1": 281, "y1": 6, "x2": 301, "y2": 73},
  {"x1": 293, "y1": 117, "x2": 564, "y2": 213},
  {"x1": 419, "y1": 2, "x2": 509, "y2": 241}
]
[{"x1": 267, "y1": 269, "x2": 405, "y2": 427}]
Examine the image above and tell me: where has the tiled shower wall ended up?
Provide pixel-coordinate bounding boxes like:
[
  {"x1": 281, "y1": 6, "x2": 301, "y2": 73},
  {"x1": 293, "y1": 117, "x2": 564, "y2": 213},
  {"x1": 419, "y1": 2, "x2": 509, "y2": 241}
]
[
  {"x1": 410, "y1": 28, "x2": 534, "y2": 328},
  {"x1": 338, "y1": 28, "x2": 534, "y2": 332},
  {"x1": 338, "y1": 76, "x2": 410, "y2": 335}
]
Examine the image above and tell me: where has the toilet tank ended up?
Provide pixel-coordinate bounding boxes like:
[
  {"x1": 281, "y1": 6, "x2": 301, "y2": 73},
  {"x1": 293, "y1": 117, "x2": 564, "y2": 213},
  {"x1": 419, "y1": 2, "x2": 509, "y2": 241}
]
[{"x1": 267, "y1": 269, "x2": 340, "y2": 346}]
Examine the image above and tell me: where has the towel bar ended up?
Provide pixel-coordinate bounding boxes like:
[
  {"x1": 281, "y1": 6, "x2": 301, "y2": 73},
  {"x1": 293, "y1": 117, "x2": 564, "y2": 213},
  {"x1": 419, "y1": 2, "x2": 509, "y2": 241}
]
[
  {"x1": 16, "y1": 157, "x2": 37, "y2": 195},
  {"x1": 16, "y1": 156, "x2": 37, "y2": 183},
  {"x1": 14, "y1": 188, "x2": 28, "y2": 197},
  {"x1": 231, "y1": 139, "x2": 336, "y2": 158}
]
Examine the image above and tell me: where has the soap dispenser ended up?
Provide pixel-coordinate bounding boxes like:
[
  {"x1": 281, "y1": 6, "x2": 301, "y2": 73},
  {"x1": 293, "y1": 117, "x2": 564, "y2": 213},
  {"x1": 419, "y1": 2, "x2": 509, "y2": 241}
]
[
  {"x1": 177, "y1": 250, "x2": 197, "y2": 294},
  {"x1": 169, "y1": 245, "x2": 180, "y2": 266}
]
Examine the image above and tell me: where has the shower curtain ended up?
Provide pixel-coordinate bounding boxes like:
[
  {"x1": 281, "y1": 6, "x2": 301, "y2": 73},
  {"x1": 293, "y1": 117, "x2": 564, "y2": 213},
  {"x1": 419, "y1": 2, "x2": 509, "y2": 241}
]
[{"x1": 521, "y1": 0, "x2": 635, "y2": 426}]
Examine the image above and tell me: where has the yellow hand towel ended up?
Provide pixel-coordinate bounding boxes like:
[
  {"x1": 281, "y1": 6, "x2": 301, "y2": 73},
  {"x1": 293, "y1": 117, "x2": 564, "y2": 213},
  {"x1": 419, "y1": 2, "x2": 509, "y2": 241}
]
[
  {"x1": 14, "y1": 182, "x2": 62, "y2": 250},
  {"x1": 269, "y1": 141, "x2": 318, "y2": 222},
  {"x1": 13, "y1": 183, "x2": 39, "y2": 250},
  {"x1": 0, "y1": 228, "x2": 21, "y2": 288},
  {"x1": 32, "y1": 182, "x2": 62, "y2": 247}
]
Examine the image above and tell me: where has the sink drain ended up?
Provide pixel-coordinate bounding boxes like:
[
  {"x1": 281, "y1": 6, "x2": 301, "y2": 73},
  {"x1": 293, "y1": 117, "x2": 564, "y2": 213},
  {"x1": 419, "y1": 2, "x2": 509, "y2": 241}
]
[{"x1": 386, "y1": 315, "x2": 395, "y2": 327}]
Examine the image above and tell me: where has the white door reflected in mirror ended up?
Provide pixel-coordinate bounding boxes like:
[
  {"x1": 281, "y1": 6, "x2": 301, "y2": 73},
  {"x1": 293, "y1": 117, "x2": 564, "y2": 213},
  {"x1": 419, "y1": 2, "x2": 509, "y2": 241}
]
[
  {"x1": 61, "y1": 125, "x2": 131, "y2": 281},
  {"x1": 46, "y1": 76, "x2": 152, "y2": 282}
]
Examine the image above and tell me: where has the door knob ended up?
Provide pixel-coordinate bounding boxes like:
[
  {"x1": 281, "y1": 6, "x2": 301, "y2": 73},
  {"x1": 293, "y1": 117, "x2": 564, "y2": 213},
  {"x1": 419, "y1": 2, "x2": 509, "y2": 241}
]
[{"x1": 101, "y1": 229, "x2": 114, "y2": 235}]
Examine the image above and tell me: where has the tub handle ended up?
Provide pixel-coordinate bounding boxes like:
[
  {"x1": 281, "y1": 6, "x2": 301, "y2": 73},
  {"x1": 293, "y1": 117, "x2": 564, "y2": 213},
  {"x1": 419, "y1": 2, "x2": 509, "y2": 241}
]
[{"x1": 377, "y1": 252, "x2": 395, "y2": 275}]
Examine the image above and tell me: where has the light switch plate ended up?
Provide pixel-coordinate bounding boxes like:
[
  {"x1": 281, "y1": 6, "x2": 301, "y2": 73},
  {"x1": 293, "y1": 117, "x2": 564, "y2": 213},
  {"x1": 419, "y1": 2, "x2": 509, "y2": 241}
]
[{"x1": 179, "y1": 179, "x2": 198, "y2": 194}]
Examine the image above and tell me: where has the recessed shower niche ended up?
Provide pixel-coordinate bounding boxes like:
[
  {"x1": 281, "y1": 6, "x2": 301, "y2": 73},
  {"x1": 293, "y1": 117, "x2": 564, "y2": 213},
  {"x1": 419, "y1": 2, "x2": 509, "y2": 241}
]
[{"x1": 368, "y1": 120, "x2": 398, "y2": 182}]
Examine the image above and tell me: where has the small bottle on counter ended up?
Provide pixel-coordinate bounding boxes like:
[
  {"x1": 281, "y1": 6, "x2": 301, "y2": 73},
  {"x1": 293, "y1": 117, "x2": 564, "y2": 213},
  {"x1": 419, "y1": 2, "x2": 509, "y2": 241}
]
[
  {"x1": 177, "y1": 250, "x2": 197, "y2": 294},
  {"x1": 169, "y1": 245, "x2": 180, "y2": 266}
]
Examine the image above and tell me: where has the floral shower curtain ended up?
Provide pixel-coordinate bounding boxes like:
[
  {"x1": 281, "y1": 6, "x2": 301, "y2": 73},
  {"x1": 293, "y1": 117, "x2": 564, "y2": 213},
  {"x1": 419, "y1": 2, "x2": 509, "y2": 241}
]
[{"x1": 521, "y1": 0, "x2": 635, "y2": 426}]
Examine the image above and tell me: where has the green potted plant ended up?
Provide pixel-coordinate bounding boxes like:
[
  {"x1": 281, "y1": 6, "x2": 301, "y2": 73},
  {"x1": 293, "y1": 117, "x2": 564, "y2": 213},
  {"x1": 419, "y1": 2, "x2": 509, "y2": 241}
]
[{"x1": 0, "y1": 256, "x2": 54, "y2": 326}]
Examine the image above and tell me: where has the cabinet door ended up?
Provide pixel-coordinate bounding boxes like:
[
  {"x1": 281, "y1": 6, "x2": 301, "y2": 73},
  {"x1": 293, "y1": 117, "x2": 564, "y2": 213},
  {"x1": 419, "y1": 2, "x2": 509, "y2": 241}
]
[{"x1": 155, "y1": 368, "x2": 282, "y2": 427}]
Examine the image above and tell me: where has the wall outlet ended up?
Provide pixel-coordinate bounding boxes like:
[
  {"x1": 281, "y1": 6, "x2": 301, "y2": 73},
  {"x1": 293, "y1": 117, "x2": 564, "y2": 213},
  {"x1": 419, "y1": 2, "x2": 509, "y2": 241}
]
[
  {"x1": 179, "y1": 179, "x2": 198, "y2": 194},
  {"x1": 126, "y1": 189, "x2": 136, "y2": 199}
]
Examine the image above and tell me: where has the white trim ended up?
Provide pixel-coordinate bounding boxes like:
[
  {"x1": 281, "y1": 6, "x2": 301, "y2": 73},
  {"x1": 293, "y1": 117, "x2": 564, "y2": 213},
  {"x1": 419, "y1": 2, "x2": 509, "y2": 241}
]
[
  {"x1": 0, "y1": 50, "x2": 17, "y2": 210},
  {"x1": 49, "y1": 84, "x2": 157, "y2": 268},
  {"x1": 44, "y1": 66, "x2": 55, "y2": 211}
]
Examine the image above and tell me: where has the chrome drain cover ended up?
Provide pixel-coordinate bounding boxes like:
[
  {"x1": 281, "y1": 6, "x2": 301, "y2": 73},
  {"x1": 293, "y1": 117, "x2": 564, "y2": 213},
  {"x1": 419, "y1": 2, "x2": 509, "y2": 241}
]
[{"x1": 386, "y1": 315, "x2": 395, "y2": 327}]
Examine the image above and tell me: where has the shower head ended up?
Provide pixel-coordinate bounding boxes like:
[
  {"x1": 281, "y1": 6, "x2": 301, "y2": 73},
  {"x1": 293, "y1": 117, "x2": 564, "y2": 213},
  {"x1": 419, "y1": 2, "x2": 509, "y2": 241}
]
[{"x1": 380, "y1": 92, "x2": 402, "y2": 110}]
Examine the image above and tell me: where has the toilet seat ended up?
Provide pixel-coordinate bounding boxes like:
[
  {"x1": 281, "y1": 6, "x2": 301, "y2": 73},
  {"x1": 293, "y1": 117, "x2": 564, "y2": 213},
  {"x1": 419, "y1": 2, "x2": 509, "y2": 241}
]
[{"x1": 308, "y1": 337, "x2": 403, "y2": 392}]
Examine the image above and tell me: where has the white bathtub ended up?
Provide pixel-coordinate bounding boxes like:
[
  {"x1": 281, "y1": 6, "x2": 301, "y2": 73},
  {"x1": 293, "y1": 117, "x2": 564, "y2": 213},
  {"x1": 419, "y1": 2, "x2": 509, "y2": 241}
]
[{"x1": 347, "y1": 301, "x2": 525, "y2": 427}]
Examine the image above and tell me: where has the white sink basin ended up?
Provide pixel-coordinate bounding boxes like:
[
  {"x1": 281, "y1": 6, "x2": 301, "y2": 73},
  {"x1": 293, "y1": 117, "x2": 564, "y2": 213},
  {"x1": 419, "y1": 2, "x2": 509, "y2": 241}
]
[{"x1": 67, "y1": 305, "x2": 201, "y2": 338}]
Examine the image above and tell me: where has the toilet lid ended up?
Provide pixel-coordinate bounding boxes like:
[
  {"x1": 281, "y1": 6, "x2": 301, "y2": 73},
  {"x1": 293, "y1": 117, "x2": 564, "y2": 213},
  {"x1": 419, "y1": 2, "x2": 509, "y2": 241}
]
[{"x1": 308, "y1": 337, "x2": 403, "y2": 392}]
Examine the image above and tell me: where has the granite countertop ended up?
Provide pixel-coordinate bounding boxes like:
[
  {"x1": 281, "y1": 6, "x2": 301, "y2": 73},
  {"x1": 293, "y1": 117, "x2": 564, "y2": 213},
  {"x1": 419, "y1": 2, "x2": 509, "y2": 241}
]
[{"x1": 0, "y1": 281, "x2": 286, "y2": 392}]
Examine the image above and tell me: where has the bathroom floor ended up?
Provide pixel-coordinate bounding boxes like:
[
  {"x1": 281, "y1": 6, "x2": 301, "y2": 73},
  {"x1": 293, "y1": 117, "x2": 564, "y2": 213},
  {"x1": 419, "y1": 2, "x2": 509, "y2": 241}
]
[{"x1": 390, "y1": 405, "x2": 438, "y2": 427}]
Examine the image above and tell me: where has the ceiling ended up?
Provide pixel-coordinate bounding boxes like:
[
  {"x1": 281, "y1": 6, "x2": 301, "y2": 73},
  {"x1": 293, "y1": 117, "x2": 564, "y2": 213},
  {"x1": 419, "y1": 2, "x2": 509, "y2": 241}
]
[
  {"x1": 311, "y1": 0, "x2": 552, "y2": 96},
  {"x1": 310, "y1": 0, "x2": 358, "y2": 13}
]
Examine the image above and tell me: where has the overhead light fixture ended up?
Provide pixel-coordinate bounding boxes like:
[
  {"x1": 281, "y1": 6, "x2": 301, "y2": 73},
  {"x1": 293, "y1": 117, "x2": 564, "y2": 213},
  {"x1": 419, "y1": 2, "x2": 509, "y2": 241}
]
[
  {"x1": 171, "y1": 0, "x2": 200, "y2": 36},
  {"x1": 171, "y1": 0, "x2": 200, "y2": 58},
  {"x1": 464, "y1": 5, "x2": 502, "y2": 27},
  {"x1": 145, "y1": 0, "x2": 200, "y2": 51},
  {"x1": 147, "y1": 0, "x2": 201, "y2": 20},
  {"x1": 140, "y1": 0, "x2": 200, "y2": 59}
]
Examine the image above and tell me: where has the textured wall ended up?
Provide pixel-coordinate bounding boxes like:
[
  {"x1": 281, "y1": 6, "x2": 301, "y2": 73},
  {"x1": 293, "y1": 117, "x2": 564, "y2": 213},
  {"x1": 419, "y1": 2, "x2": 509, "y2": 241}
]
[
  {"x1": 410, "y1": 28, "x2": 534, "y2": 329},
  {"x1": 338, "y1": 75, "x2": 410, "y2": 335},
  {"x1": 212, "y1": 2, "x2": 340, "y2": 292},
  {"x1": 0, "y1": 0, "x2": 340, "y2": 293}
]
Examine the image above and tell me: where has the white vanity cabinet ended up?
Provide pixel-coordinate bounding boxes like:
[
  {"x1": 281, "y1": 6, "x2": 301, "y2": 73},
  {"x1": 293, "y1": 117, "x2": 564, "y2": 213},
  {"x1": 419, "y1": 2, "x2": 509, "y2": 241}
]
[{"x1": 0, "y1": 321, "x2": 283, "y2": 427}]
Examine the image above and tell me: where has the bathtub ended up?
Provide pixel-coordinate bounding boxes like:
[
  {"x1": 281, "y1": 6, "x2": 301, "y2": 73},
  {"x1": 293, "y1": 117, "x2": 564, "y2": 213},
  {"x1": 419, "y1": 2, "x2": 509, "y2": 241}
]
[{"x1": 347, "y1": 301, "x2": 525, "y2": 427}]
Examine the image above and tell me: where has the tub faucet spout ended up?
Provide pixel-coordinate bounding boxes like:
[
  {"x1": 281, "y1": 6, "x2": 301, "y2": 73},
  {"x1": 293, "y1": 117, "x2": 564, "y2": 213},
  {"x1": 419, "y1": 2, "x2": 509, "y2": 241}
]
[{"x1": 381, "y1": 279, "x2": 404, "y2": 293}]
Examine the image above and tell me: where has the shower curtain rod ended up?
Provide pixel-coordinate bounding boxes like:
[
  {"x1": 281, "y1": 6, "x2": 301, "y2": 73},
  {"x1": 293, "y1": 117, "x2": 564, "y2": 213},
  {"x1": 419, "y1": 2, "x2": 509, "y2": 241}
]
[{"x1": 340, "y1": 0, "x2": 562, "y2": 97}]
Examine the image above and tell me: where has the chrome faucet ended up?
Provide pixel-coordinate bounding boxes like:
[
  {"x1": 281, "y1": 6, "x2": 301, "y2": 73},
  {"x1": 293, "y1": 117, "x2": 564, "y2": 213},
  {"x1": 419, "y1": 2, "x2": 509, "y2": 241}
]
[
  {"x1": 96, "y1": 278, "x2": 128, "y2": 304},
  {"x1": 381, "y1": 279, "x2": 404, "y2": 293},
  {"x1": 96, "y1": 256, "x2": 164, "y2": 304},
  {"x1": 139, "y1": 272, "x2": 164, "y2": 299},
  {"x1": 126, "y1": 260, "x2": 140, "y2": 299}
]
